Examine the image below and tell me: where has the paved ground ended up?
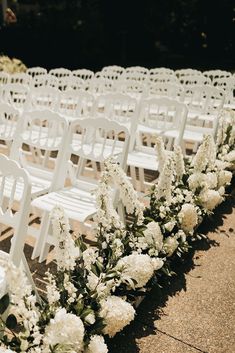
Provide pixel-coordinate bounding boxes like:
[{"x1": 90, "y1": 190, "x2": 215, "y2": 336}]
[{"x1": 108, "y1": 187, "x2": 235, "y2": 353}]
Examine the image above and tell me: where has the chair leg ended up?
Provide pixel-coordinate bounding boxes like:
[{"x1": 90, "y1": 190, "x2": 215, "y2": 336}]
[{"x1": 31, "y1": 212, "x2": 50, "y2": 260}]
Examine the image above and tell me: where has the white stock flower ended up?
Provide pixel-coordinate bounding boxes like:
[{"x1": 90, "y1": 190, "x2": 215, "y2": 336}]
[
  {"x1": 143, "y1": 221, "x2": 163, "y2": 252},
  {"x1": 199, "y1": 189, "x2": 223, "y2": 211},
  {"x1": 50, "y1": 206, "x2": 80, "y2": 271},
  {"x1": 191, "y1": 135, "x2": 211, "y2": 172},
  {"x1": 174, "y1": 145, "x2": 185, "y2": 180},
  {"x1": 99, "y1": 296, "x2": 135, "y2": 337},
  {"x1": 163, "y1": 237, "x2": 179, "y2": 257},
  {"x1": 103, "y1": 159, "x2": 144, "y2": 225},
  {"x1": 87, "y1": 335, "x2": 108, "y2": 353},
  {"x1": 178, "y1": 204, "x2": 198, "y2": 233},
  {"x1": 155, "y1": 136, "x2": 167, "y2": 173},
  {"x1": 44, "y1": 308, "x2": 84, "y2": 352},
  {"x1": 155, "y1": 156, "x2": 174, "y2": 203},
  {"x1": 188, "y1": 173, "x2": 206, "y2": 191}
]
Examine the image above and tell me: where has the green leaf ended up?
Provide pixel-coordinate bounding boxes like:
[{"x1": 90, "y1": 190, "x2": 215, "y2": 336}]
[
  {"x1": 0, "y1": 294, "x2": 10, "y2": 315},
  {"x1": 6, "y1": 314, "x2": 17, "y2": 330}
]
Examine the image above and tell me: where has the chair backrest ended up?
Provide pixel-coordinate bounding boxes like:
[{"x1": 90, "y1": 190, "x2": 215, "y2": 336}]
[
  {"x1": 27, "y1": 86, "x2": 61, "y2": 111},
  {"x1": 102, "y1": 65, "x2": 125, "y2": 76},
  {"x1": 3, "y1": 83, "x2": 29, "y2": 111},
  {"x1": 203, "y1": 85, "x2": 225, "y2": 115},
  {"x1": 213, "y1": 77, "x2": 234, "y2": 103},
  {"x1": 175, "y1": 68, "x2": 202, "y2": 77},
  {"x1": 0, "y1": 72, "x2": 9, "y2": 85},
  {"x1": 59, "y1": 76, "x2": 85, "y2": 91},
  {"x1": 27, "y1": 67, "x2": 47, "y2": 77},
  {"x1": 31, "y1": 74, "x2": 59, "y2": 89},
  {"x1": 138, "y1": 97, "x2": 188, "y2": 146},
  {"x1": 181, "y1": 84, "x2": 209, "y2": 113},
  {"x1": 203, "y1": 69, "x2": 232, "y2": 82},
  {"x1": 149, "y1": 82, "x2": 184, "y2": 99},
  {"x1": 10, "y1": 110, "x2": 68, "y2": 190},
  {"x1": 179, "y1": 74, "x2": 211, "y2": 86},
  {"x1": 49, "y1": 68, "x2": 71, "y2": 78},
  {"x1": 149, "y1": 67, "x2": 175, "y2": 76},
  {"x1": 125, "y1": 67, "x2": 149, "y2": 83},
  {"x1": 149, "y1": 72, "x2": 179, "y2": 84},
  {"x1": 117, "y1": 78, "x2": 148, "y2": 100},
  {"x1": 89, "y1": 76, "x2": 116, "y2": 94},
  {"x1": 0, "y1": 153, "x2": 31, "y2": 266},
  {"x1": 9, "y1": 73, "x2": 32, "y2": 86},
  {"x1": 0, "y1": 102, "x2": 21, "y2": 147},
  {"x1": 58, "y1": 89, "x2": 94, "y2": 118},
  {"x1": 67, "y1": 117, "x2": 130, "y2": 182},
  {"x1": 72, "y1": 69, "x2": 94, "y2": 81}
]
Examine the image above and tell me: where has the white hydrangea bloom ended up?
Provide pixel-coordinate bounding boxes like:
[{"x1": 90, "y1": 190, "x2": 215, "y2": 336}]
[
  {"x1": 87, "y1": 335, "x2": 108, "y2": 353},
  {"x1": 178, "y1": 203, "x2": 198, "y2": 233},
  {"x1": 224, "y1": 150, "x2": 235, "y2": 162},
  {"x1": 116, "y1": 254, "x2": 155, "y2": 288},
  {"x1": 99, "y1": 296, "x2": 135, "y2": 337},
  {"x1": 163, "y1": 236, "x2": 179, "y2": 257},
  {"x1": 217, "y1": 170, "x2": 232, "y2": 188},
  {"x1": 4, "y1": 262, "x2": 42, "y2": 347},
  {"x1": 188, "y1": 173, "x2": 207, "y2": 191},
  {"x1": 199, "y1": 189, "x2": 223, "y2": 211},
  {"x1": 143, "y1": 221, "x2": 163, "y2": 252},
  {"x1": 43, "y1": 308, "x2": 84, "y2": 352},
  {"x1": 151, "y1": 257, "x2": 164, "y2": 271},
  {"x1": 204, "y1": 172, "x2": 218, "y2": 189}
]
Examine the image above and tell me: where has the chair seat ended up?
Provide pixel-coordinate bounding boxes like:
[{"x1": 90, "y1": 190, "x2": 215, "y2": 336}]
[
  {"x1": 137, "y1": 124, "x2": 163, "y2": 136},
  {"x1": 183, "y1": 128, "x2": 212, "y2": 142},
  {"x1": 127, "y1": 149, "x2": 159, "y2": 170},
  {"x1": 31, "y1": 184, "x2": 97, "y2": 222}
]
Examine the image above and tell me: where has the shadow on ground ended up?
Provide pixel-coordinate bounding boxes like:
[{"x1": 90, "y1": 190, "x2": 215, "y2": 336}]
[{"x1": 108, "y1": 182, "x2": 235, "y2": 353}]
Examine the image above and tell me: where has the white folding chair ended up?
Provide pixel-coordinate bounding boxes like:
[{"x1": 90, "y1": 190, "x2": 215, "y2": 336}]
[
  {"x1": 58, "y1": 76, "x2": 85, "y2": 91},
  {"x1": 27, "y1": 67, "x2": 47, "y2": 78},
  {"x1": 149, "y1": 72, "x2": 179, "y2": 84},
  {"x1": 0, "y1": 102, "x2": 21, "y2": 153},
  {"x1": 102, "y1": 65, "x2": 125, "y2": 78},
  {"x1": 72, "y1": 69, "x2": 94, "y2": 90},
  {"x1": 30, "y1": 117, "x2": 130, "y2": 262},
  {"x1": 2, "y1": 83, "x2": 29, "y2": 113},
  {"x1": 117, "y1": 78, "x2": 148, "y2": 100},
  {"x1": 10, "y1": 110, "x2": 68, "y2": 199},
  {"x1": 149, "y1": 67, "x2": 175, "y2": 76},
  {"x1": 31, "y1": 74, "x2": 59, "y2": 89},
  {"x1": 0, "y1": 154, "x2": 36, "y2": 297},
  {"x1": 213, "y1": 77, "x2": 235, "y2": 109},
  {"x1": 127, "y1": 97, "x2": 188, "y2": 191}
]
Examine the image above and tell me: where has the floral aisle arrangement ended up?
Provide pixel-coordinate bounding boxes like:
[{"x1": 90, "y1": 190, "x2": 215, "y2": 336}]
[
  {"x1": 0, "y1": 112, "x2": 234, "y2": 352},
  {"x1": 0, "y1": 55, "x2": 27, "y2": 74}
]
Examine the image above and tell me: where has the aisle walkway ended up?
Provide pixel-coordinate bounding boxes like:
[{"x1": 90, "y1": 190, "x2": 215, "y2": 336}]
[{"x1": 109, "y1": 193, "x2": 235, "y2": 353}]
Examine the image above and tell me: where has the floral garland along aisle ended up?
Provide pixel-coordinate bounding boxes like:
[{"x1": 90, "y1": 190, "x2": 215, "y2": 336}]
[{"x1": 0, "y1": 109, "x2": 234, "y2": 353}]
